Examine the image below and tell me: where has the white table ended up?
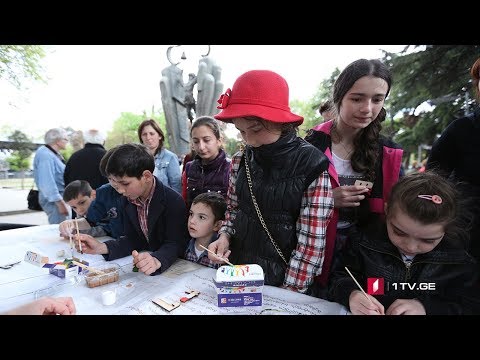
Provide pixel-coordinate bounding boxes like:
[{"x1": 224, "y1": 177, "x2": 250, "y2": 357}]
[{"x1": 0, "y1": 225, "x2": 347, "y2": 315}]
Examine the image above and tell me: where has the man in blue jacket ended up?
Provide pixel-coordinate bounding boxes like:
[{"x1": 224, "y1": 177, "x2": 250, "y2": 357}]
[{"x1": 33, "y1": 128, "x2": 70, "y2": 224}]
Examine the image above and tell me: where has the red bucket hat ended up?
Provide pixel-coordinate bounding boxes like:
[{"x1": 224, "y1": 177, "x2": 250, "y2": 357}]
[{"x1": 214, "y1": 70, "x2": 303, "y2": 124}]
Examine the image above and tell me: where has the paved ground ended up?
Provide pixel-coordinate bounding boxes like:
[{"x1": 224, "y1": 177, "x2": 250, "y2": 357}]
[{"x1": 0, "y1": 188, "x2": 49, "y2": 226}]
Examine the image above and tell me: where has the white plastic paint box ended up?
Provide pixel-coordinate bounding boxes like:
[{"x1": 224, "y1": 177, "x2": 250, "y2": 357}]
[{"x1": 213, "y1": 264, "x2": 264, "y2": 307}]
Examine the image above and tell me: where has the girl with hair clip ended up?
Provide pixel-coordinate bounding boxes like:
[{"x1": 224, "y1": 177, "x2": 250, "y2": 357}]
[
  {"x1": 305, "y1": 58, "x2": 404, "y2": 296},
  {"x1": 328, "y1": 171, "x2": 480, "y2": 315},
  {"x1": 181, "y1": 116, "x2": 231, "y2": 210}
]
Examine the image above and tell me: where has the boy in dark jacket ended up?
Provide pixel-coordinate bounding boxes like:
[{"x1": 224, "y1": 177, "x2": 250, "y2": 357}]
[{"x1": 75, "y1": 143, "x2": 189, "y2": 275}]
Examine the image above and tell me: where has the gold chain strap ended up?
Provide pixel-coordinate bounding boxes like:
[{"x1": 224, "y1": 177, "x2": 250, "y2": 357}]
[{"x1": 244, "y1": 153, "x2": 288, "y2": 265}]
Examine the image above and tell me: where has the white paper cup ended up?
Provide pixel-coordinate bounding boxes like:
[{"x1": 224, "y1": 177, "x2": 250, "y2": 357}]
[{"x1": 101, "y1": 290, "x2": 116, "y2": 306}]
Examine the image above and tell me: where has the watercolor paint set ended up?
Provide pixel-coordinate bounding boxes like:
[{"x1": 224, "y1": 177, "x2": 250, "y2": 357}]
[{"x1": 213, "y1": 264, "x2": 264, "y2": 307}]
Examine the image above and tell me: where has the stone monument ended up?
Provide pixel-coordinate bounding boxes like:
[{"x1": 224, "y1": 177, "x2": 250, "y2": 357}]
[{"x1": 159, "y1": 45, "x2": 223, "y2": 157}]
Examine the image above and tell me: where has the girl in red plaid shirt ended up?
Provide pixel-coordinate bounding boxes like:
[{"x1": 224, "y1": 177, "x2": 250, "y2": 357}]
[{"x1": 207, "y1": 70, "x2": 333, "y2": 294}]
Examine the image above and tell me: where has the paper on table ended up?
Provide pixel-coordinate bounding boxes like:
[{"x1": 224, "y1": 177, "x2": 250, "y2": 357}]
[
  {"x1": 115, "y1": 263, "x2": 349, "y2": 315},
  {"x1": 0, "y1": 245, "x2": 24, "y2": 268},
  {"x1": 161, "y1": 259, "x2": 204, "y2": 278},
  {"x1": 0, "y1": 224, "x2": 349, "y2": 315}
]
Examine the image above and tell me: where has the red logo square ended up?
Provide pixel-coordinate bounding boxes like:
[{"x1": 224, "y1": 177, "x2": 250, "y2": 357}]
[{"x1": 367, "y1": 277, "x2": 384, "y2": 295}]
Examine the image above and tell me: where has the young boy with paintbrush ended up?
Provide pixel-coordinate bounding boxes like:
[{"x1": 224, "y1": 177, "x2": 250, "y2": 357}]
[
  {"x1": 73, "y1": 143, "x2": 189, "y2": 275},
  {"x1": 59, "y1": 146, "x2": 125, "y2": 240}
]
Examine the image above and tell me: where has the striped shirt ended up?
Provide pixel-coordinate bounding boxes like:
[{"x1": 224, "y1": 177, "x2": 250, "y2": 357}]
[{"x1": 220, "y1": 152, "x2": 333, "y2": 293}]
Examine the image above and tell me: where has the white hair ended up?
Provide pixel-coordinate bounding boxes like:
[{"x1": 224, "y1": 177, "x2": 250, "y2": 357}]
[
  {"x1": 83, "y1": 129, "x2": 106, "y2": 145},
  {"x1": 44, "y1": 128, "x2": 68, "y2": 144}
]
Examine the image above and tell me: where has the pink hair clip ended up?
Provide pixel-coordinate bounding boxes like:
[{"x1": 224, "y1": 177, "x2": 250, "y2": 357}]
[{"x1": 418, "y1": 194, "x2": 443, "y2": 204}]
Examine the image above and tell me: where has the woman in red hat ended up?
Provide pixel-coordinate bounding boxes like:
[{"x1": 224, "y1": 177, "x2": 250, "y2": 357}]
[
  {"x1": 305, "y1": 59, "x2": 403, "y2": 295},
  {"x1": 208, "y1": 70, "x2": 334, "y2": 295}
]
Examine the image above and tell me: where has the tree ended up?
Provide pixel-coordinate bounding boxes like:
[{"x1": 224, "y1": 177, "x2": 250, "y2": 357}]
[
  {"x1": 310, "y1": 68, "x2": 341, "y2": 113},
  {"x1": 106, "y1": 112, "x2": 145, "y2": 148},
  {"x1": 291, "y1": 98, "x2": 317, "y2": 138},
  {"x1": 6, "y1": 130, "x2": 34, "y2": 189},
  {"x1": 105, "y1": 108, "x2": 169, "y2": 149},
  {"x1": 383, "y1": 45, "x2": 480, "y2": 152},
  {"x1": 294, "y1": 68, "x2": 340, "y2": 137},
  {"x1": 224, "y1": 137, "x2": 242, "y2": 157},
  {"x1": 0, "y1": 45, "x2": 46, "y2": 89}
]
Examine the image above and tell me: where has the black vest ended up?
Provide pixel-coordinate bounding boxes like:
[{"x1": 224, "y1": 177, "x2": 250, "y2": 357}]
[{"x1": 231, "y1": 132, "x2": 329, "y2": 286}]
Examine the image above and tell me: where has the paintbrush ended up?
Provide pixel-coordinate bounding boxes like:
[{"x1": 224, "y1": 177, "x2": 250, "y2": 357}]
[
  {"x1": 72, "y1": 261, "x2": 106, "y2": 275},
  {"x1": 344, "y1": 266, "x2": 381, "y2": 315},
  {"x1": 74, "y1": 218, "x2": 83, "y2": 254},
  {"x1": 198, "y1": 244, "x2": 235, "y2": 267},
  {"x1": 69, "y1": 232, "x2": 74, "y2": 258}
]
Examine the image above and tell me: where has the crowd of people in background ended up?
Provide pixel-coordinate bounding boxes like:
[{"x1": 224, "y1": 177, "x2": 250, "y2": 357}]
[{"x1": 16, "y1": 55, "x2": 480, "y2": 315}]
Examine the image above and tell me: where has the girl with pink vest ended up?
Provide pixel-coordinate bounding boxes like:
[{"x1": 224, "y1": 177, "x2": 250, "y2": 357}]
[{"x1": 305, "y1": 59, "x2": 403, "y2": 296}]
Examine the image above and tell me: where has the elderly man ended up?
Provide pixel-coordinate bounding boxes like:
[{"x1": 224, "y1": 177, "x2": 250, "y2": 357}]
[{"x1": 33, "y1": 128, "x2": 70, "y2": 224}]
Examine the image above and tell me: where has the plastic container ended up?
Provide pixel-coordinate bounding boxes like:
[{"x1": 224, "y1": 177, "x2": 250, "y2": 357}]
[
  {"x1": 101, "y1": 290, "x2": 117, "y2": 305},
  {"x1": 213, "y1": 264, "x2": 264, "y2": 307},
  {"x1": 84, "y1": 263, "x2": 120, "y2": 288}
]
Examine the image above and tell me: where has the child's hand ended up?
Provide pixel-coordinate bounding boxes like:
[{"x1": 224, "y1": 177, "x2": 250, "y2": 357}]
[
  {"x1": 73, "y1": 233, "x2": 107, "y2": 255},
  {"x1": 349, "y1": 290, "x2": 385, "y2": 315},
  {"x1": 333, "y1": 185, "x2": 370, "y2": 208},
  {"x1": 207, "y1": 234, "x2": 231, "y2": 264},
  {"x1": 59, "y1": 220, "x2": 74, "y2": 239},
  {"x1": 386, "y1": 298, "x2": 426, "y2": 315},
  {"x1": 132, "y1": 250, "x2": 161, "y2": 275}
]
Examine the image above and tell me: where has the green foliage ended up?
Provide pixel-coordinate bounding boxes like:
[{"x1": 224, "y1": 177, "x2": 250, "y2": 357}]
[
  {"x1": 0, "y1": 45, "x2": 46, "y2": 89},
  {"x1": 394, "y1": 128, "x2": 416, "y2": 153},
  {"x1": 311, "y1": 68, "x2": 341, "y2": 110},
  {"x1": 7, "y1": 153, "x2": 30, "y2": 171},
  {"x1": 380, "y1": 115, "x2": 402, "y2": 140},
  {"x1": 0, "y1": 124, "x2": 15, "y2": 138},
  {"x1": 107, "y1": 112, "x2": 143, "y2": 147},
  {"x1": 6, "y1": 130, "x2": 35, "y2": 189},
  {"x1": 383, "y1": 45, "x2": 480, "y2": 149},
  {"x1": 7, "y1": 130, "x2": 33, "y2": 160},
  {"x1": 385, "y1": 46, "x2": 479, "y2": 115},
  {"x1": 292, "y1": 99, "x2": 318, "y2": 137},
  {"x1": 59, "y1": 146, "x2": 74, "y2": 162},
  {"x1": 106, "y1": 107, "x2": 168, "y2": 149},
  {"x1": 224, "y1": 137, "x2": 242, "y2": 157},
  {"x1": 6, "y1": 130, "x2": 34, "y2": 173},
  {"x1": 294, "y1": 69, "x2": 340, "y2": 137}
]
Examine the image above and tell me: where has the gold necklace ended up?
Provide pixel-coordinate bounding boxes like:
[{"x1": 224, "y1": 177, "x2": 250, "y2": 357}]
[
  {"x1": 332, "y1": 127, "x2": 354, "y2": 158},
  {"x1": 338, "y1": 141, "x2": 354, "y2": 158}
]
